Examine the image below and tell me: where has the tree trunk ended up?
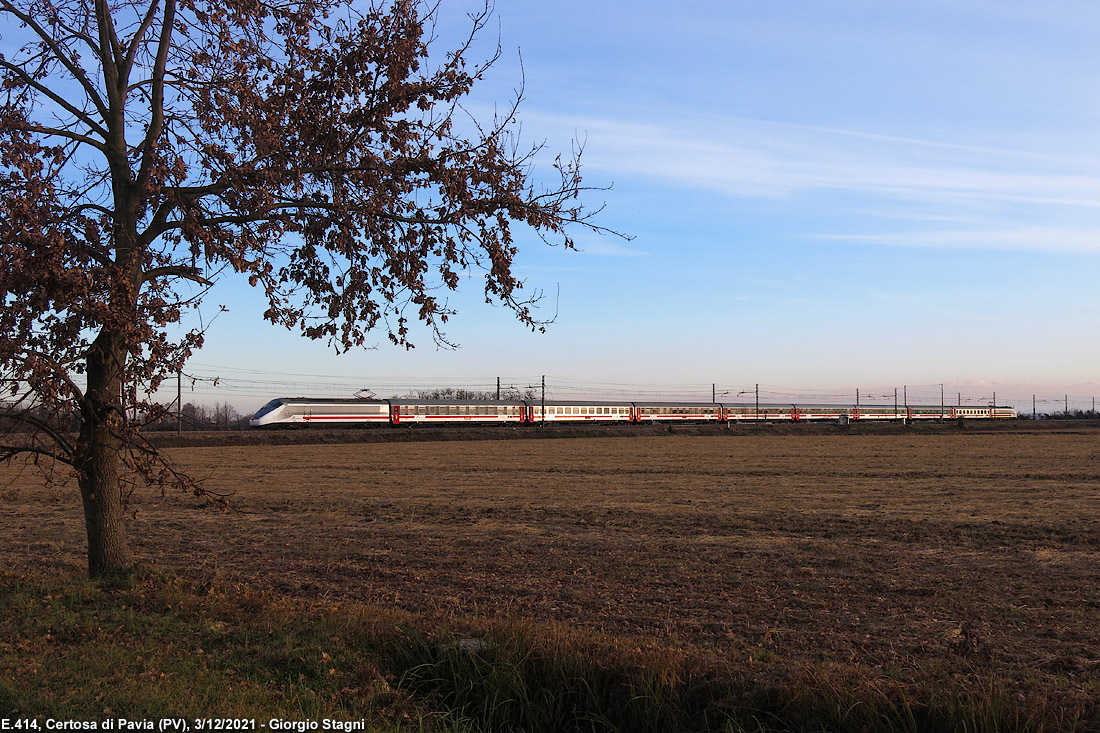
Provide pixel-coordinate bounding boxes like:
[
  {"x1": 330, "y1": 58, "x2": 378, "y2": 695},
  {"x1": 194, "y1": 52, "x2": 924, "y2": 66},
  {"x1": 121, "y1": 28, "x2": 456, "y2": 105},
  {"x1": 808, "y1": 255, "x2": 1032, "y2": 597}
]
[
  {"x1": 77, "y1": 429, "x2": 132, "y2": 578},
  {"x1": 76, "y1": 331, "x2": 132, "y2": 579}
]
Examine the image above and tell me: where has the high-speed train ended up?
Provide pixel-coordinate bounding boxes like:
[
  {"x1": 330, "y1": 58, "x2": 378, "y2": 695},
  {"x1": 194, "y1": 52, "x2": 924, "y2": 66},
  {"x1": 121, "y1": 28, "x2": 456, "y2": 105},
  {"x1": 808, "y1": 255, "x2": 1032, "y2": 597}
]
[{"x1": 249, "y1": 397, "x2": 1017, "y2": 427}]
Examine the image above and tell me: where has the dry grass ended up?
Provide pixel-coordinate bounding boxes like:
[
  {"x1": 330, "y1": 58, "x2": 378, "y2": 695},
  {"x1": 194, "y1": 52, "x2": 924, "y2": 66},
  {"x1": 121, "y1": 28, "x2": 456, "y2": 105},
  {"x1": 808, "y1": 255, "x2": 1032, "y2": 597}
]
[{"x1": 3, "y1": 429, "x2": 1100, "y2": 724}]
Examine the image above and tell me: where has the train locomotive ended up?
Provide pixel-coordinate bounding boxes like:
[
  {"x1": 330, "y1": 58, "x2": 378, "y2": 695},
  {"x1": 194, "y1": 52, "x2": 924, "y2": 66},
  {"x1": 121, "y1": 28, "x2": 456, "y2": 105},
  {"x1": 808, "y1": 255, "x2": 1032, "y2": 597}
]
[{"x1": 249, "y1": 397, "x2": 1018, "y2": 427}]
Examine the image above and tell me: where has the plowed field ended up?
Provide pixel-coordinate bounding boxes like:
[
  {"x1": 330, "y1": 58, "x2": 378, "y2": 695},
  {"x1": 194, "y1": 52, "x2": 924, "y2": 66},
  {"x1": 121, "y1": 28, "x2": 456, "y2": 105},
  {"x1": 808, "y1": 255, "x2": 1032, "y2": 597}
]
[{"x1": 4, "y1": 429, "x2": 1100, "y2": 702}]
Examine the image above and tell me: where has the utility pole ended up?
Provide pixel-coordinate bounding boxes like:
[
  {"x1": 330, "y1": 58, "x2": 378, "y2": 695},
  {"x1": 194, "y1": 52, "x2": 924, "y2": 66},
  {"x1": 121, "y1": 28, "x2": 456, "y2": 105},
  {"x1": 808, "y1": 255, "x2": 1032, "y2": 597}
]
[
  {"x1": 903, "y1": 385, "x2": 907, "y2": 407},
  {"x1": 1065, "y1": 394, "x2": 1069, "y2": 417},
  {"x1": 993, "y1": 391, "x2": 996, "y2": 417},
  {"x1": 1033, "y1": 394, "x2": 1036, "y2": 419},
  {"x1": 755, "y1": 383, "x2": 760, "y2": 422},
  {"x1": 177, "y1": 370, "x2": 182, "y2": 436},
  {"x1": 712, "y1": 383, "x2": 715, "y2": 403},
  {"x1": 894, "y1": 387, "x2": 898, "y2": 420},
  {"x1": 958, "y1": 392, "x2": 961, "y2": 407},
  {"x1": 496, "y1": 376, "x2": 500, "y2": 400},
  {"x1": 542, "y1": 375, "x2": 546, "y2": 425},
  {"x1": 940, "y1": 383, "x2": 944, "y2": 421}
]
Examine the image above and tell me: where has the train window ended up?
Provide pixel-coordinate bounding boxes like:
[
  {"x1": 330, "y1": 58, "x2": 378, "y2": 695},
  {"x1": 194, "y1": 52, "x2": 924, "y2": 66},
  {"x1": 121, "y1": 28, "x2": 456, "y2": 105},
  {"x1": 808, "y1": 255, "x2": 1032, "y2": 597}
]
[{"x1": 252, "y1": 400, "x2": 284, "y2": 419}]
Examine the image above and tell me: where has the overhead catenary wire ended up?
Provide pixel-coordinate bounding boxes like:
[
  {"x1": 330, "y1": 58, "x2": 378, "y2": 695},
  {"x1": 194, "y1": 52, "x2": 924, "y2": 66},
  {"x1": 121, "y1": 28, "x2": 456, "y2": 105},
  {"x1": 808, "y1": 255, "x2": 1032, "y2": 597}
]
[{"x1": 141, "y1": 365, "x2": 1100, "y2": 417}]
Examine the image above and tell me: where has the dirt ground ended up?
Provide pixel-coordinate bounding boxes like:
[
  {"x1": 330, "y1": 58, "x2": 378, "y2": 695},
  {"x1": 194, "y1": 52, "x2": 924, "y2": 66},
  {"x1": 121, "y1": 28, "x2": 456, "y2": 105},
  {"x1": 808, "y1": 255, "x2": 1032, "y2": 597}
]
[{"x1": 4, "y1": 428, "x2": 1100, "y2": 697}]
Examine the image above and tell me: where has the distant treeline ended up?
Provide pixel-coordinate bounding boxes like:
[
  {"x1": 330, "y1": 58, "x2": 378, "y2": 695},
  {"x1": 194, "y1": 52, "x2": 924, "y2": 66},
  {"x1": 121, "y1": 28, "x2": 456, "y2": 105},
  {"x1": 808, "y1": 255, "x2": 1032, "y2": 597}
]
[
  {"x1": 147, "y1": 402, "x2": 250, "y2": 431},
  {"x1": 0, "y1": 402, "x2": 249, "y2": 432},
  {"x1": 1019, "y1": 409, "x2": 1100, "y2": 420},
  {"x1": 409, "y1": 386, "x2": 541, "y2": 402}
]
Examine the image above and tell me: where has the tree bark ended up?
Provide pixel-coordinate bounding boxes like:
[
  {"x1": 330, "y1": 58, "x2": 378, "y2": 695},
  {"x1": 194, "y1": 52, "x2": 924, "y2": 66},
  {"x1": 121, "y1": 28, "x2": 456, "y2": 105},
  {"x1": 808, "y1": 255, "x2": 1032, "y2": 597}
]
[{"x1": 76, "y1": 331, "x2": 132, "y2": 578}]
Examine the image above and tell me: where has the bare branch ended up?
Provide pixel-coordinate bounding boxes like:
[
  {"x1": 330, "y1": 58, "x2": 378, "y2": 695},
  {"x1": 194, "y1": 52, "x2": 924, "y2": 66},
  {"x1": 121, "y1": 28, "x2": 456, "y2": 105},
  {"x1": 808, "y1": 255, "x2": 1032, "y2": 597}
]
[
  {"x1": 0, "y1": 56, "x2": 109, "y2": 140},
  {"x1": 0, "y1": 0, "x2": 110, "y2": 123},
  {"x1": 0, "y1": 445, "x2": 76, "y2": 467},
  {"x1": 0, "y1": 409, "x2": 76, "y2": 459},
  {"x1": 136, "y1": 0, "x2": 174, "y2": 192},
  {"x1": 141, "y1": 264, "x2": 212, "y2": 286}
]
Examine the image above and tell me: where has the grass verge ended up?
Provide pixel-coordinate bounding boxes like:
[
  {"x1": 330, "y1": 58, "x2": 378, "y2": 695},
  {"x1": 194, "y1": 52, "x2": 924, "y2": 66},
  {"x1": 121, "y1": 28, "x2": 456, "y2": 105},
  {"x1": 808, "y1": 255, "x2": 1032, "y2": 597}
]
[{"x1": 1, "y1": 570, "x2": 1093, "y2": 732}]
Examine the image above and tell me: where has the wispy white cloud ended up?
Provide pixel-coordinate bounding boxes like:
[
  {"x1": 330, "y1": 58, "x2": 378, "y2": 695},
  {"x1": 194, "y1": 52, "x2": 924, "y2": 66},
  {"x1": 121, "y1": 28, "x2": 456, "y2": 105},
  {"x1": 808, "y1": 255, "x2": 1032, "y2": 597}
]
[
  {"x1": 572, "y1": 238, "x2": 647, "y2": 257},
  {"x1": 808, "y1": 228, "x2": 1100, "y2": 254},
  {"x1": 582, "y1": 114, "x2": 1098, "y2": 203},
  {"x1": 532, "y1": 111, "x2": 1100, "y2": 253}
]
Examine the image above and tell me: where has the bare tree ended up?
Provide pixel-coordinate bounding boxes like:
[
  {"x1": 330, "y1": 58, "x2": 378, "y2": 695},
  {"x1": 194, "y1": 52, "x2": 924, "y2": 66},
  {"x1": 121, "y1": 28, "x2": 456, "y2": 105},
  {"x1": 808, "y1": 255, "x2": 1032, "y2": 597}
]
[{"x1": 0, "y1": 0, "x2": 612, "y2": 577}]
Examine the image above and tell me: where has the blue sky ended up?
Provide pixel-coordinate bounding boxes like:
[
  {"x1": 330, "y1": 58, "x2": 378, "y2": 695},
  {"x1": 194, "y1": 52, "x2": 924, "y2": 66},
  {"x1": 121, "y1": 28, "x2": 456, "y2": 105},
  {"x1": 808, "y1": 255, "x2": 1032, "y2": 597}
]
[{"x1": 188, "y1": 0, "x2": 1100, "y2": 412}]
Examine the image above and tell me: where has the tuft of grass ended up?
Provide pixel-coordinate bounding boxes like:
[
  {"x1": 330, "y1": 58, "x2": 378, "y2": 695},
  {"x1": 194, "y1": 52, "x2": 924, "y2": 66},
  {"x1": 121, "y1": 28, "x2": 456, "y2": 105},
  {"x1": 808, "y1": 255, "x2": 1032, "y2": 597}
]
[
  {"x1": 384, "y1": 621, "x2": 1090, "y2": 733},
  {"x1": 0, "y1": 569, "x2": 409, "y2": 723},
  {"x1": 1, "y1": 569, "x2": 1093, "y2": 732}
]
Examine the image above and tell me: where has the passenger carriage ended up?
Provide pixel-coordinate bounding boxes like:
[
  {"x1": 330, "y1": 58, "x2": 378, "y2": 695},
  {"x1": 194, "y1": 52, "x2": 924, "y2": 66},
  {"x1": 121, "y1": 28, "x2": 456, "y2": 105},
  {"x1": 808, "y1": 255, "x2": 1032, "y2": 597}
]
[
  {"x1": 528, "y1": 400, "x2": 634, "y2": 423},
  {"x1": 390, "y1": 399, "x2": 528, "y2": 424},
  {"x1": 634, "y1": 402, "x2": 723, "y2": 422},
  {"x1": 719, "y1": 403, "x2": 798, "y2": 422}
]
